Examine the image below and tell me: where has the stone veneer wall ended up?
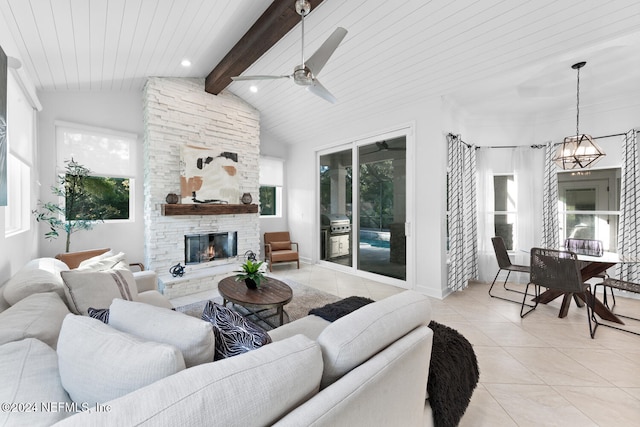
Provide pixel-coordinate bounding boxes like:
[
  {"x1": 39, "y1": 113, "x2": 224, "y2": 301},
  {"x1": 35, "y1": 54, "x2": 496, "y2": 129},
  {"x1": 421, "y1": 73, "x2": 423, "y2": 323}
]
[{"x1": 143, "y1": 77, "x2": 260, "y2": 295}]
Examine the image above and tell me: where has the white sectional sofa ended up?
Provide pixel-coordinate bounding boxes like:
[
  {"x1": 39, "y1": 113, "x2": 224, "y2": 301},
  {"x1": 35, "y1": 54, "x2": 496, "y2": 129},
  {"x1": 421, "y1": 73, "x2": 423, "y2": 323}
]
[{"x1": 0, "y1": 256, "x2": 435, "y2": 427}]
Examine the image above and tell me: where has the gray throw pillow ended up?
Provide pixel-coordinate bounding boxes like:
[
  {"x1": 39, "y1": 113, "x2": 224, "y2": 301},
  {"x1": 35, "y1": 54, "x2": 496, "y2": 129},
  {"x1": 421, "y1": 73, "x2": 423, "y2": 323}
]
[{"x1": 201, "y1": 302, "x2": 271, "y2": 360}]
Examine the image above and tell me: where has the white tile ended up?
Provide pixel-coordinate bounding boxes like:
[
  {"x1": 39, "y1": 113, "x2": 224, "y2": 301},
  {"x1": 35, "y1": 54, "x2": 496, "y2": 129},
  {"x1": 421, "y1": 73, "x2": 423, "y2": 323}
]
[
  {"x1": 485, "y1": 383, "x2": 598, "y2": 427},
  {"x1": 554, "y1": 385, "x2": 640, "y2": 426}
]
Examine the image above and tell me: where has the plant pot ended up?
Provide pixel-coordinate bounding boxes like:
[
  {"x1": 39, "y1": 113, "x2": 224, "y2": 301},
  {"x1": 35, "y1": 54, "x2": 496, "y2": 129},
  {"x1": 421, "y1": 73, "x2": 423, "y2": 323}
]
[{"x1": 244, "y1": 278, "x2": 258, "y2": 289}]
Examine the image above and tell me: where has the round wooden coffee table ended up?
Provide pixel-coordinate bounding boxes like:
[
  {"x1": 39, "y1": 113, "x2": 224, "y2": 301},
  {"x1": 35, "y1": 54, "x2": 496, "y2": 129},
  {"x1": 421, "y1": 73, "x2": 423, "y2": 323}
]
[{"x1": 218, "y1": 276, "x2": 293, "y2": 327}]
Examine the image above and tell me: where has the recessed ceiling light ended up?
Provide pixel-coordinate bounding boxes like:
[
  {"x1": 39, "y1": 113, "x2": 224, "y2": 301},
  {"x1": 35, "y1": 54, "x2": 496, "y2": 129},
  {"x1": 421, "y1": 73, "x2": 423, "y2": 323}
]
[
  {"x1": 181, "y1": 59, "x2": 191, "y2": 67},
  {"x1": 250, "y1": 85, "x2": 258, "y2": 93}
]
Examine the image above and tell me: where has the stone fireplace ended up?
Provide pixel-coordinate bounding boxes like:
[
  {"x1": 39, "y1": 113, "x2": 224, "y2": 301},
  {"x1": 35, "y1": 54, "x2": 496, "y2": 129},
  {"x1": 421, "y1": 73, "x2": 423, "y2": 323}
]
[{"x1": 143, "y1": 77, "x2": 260, "y2": 298}]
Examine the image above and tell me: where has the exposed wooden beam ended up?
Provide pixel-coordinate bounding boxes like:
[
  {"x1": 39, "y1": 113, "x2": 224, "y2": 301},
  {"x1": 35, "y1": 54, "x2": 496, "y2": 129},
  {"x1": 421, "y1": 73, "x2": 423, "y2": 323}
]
[{"x1": 205, "y1": 0, "x2": 324, "y2": 95}]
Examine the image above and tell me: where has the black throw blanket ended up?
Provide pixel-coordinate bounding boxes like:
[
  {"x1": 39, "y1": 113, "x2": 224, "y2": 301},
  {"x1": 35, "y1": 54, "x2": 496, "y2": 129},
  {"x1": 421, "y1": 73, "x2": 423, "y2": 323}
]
[{"x1": 309, "y1": 296, "x2": 479, "y2": 427}]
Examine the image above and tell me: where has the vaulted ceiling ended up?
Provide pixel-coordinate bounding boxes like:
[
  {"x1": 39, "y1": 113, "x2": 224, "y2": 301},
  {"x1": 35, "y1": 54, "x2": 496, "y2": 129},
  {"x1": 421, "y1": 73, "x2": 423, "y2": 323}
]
[{"x1": 2, "y1": 0, "x2": 640, "y2": 146}]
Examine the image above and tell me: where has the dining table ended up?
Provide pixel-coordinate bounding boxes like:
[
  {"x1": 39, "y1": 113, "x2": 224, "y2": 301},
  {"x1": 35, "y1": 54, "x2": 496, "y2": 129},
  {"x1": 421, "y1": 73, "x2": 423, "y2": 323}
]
[{"x1": 534, "y1": 251, "x2": 637, "y2": 324}]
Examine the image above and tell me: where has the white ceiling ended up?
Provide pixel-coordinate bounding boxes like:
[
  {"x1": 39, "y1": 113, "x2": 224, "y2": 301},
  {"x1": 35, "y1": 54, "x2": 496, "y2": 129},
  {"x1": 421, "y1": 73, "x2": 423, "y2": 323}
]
[{"x1": 2, "y1": 0, "x2": 640, "y2": 146}]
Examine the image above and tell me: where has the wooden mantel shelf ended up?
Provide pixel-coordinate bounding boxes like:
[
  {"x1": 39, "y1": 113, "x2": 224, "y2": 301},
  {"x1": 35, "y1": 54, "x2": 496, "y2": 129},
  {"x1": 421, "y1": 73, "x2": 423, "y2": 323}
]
[{"x1": 161, "y1": 203, "x2": 258, "y2": 216}]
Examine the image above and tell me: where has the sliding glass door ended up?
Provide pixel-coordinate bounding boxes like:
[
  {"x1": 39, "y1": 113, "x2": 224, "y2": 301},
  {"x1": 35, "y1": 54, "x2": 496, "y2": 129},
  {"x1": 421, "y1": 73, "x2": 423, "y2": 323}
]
[
  {"x1": 358, "y1": 137, "x2": 406, "y2": 280},
  {"x1": 319, "y1": 149, "x2": 353, "y2": 267},
  {"x1": 319, "y1": 134, "x2": 409, "y2": 283}
]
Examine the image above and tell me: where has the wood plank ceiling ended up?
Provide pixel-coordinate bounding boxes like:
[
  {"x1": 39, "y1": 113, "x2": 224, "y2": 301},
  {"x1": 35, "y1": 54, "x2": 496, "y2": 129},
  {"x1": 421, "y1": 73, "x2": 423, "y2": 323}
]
[{"x1": 1, "y1": 0, "x2": 640, "y2": 147}]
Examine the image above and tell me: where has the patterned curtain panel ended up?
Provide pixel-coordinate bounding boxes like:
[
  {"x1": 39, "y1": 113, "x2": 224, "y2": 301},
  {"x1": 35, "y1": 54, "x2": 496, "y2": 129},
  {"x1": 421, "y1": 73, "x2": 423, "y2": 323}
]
[
  {"x1": 447, "y1": 134, "x2": 478, "y2": 291},
  {"x1": 616, "y1": 130, "x2": 639, "y2": 282},
  {"x1": 541, "y1": 141, "x2": 559, "y2": 248}
]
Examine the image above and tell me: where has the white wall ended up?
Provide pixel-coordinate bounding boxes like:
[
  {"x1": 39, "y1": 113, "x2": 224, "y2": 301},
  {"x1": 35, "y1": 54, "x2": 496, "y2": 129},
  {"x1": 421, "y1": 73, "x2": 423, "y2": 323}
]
[{"x1": 36, "y1": 91, "x2": 145, "y2": 263}]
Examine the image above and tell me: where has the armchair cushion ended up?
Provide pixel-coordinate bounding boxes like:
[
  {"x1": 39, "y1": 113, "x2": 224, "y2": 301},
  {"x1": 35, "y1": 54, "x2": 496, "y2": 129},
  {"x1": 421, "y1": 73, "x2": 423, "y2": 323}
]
[
  {"x1": 270, "y1": 241, "x2": 292, "y2": 251},
  {"x1": 77, "y1": 252, "x2": 126, "y2": 271}
]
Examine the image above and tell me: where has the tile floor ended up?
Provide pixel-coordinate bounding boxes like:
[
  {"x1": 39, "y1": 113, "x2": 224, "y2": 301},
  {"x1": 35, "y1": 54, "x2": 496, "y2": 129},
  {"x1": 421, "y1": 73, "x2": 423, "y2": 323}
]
[{"x1": 170, "y1": 263, "x2": 640, "y2": 427}]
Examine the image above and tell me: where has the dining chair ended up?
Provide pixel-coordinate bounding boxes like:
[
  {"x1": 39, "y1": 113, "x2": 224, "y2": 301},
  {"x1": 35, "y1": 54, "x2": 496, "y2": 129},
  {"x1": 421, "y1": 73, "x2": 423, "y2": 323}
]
[
  {"x1": 564, "y1": 237, "x2": 612, "y2": 303},
  {"x1": 521, "y1": 248, "x2": 596, "y2": 338},
  {"x1": 489, "y1": 236, "x2": 531, "y2": 304},
  {"x1": 592, "y1": 277, "x2": 640, "y2": 336},
  {"x1": 564, "y1": 238, "x2": 604, "y2": 257}
]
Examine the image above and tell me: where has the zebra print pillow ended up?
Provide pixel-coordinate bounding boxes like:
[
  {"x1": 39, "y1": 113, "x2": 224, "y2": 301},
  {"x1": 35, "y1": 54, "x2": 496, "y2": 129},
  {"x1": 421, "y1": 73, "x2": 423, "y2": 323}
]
[
  {"x1": 87, "y1": 307, "x2": 110, "y2": 324},
  {"x1": 201, "y1": 301, "x2": 272, "y2": 360}
]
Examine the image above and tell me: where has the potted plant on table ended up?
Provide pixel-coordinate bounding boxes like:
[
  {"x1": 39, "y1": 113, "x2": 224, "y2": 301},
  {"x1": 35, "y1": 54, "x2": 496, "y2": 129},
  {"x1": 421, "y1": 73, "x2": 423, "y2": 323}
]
[{"x1": 235, "y1": 259, "x2": 267, "y2": 289}]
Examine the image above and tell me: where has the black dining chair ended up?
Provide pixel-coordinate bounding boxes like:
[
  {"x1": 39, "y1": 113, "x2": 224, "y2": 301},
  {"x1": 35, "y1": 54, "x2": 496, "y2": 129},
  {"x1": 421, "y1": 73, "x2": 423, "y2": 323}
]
[
  {"x1": 489, "y1": 236, "x2": 531, "y2": 304},
  {"x1": 564, "y1": 238, "x2": 604, "y2": 257},
  {"x1": 521, "y1": 248, "x2": 596, "y2": 338},
  {"x1": 564, "y1": 238, "x2": 612, "y2": 303},
  {"x1": 593, "y1": 277, "x2": 640, "y2": 336}
]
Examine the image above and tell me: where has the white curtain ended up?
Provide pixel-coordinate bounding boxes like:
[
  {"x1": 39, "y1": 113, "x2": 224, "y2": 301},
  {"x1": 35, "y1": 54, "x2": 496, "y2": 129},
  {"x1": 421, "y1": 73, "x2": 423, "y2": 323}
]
[
  {"x1": 447, "y1": 134, "x2": 478, "y2": 291},
  {"x1": 616, "y1": 130, "x2": 639, "y2": 282},
  {"x1": 513, "y1": 146, "x2": 545, "y2": 272},
  {"x1": 475, "y1": 148, "x2": 495, "y2": 283},
  {"x1": 475, "y1": 146, "x2": 545, "y2": 283},
  {"x1": 541, "y1": 142, "x2": 560, "y2": 248}
]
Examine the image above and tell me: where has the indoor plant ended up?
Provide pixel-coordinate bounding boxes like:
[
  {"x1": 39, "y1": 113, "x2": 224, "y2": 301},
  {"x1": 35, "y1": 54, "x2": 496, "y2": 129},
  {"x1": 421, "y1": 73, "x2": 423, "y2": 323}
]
[
  {"x1": 32, "y1": 158, "x2": 111, "y2": 252},
  {"x1": 235, "y1": 259, "x2": 266, "y2": 289}
]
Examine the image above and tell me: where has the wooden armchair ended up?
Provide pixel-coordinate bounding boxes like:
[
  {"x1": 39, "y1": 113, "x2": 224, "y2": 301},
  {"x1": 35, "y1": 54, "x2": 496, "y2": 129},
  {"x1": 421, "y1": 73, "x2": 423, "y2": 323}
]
[
  {"x1": 55, "y1": 248, "x2": 111, "y2": 269},
  {"x1": 264, "y1": 232, "x2": 300, "y2": 272}
]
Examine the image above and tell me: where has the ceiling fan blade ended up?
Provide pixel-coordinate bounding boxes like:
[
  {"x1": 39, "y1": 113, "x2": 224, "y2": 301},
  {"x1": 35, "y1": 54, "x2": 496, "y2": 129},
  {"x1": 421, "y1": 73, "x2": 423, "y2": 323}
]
[
  {"x1": 306, "y1": 79, "x2": 337, "y2": 104},
  {"x1": 231, "y1": 75, "x2": 290, "y2": 81},
  {"x1": 305, "y1": 27, "x2": 348, "y2": 76}
]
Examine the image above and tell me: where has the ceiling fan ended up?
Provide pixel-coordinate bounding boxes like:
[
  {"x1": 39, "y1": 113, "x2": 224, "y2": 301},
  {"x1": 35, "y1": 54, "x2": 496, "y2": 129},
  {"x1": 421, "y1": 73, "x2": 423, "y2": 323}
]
[{"x1": 231, "y1": 0, "x2": 347, "y2": 103}]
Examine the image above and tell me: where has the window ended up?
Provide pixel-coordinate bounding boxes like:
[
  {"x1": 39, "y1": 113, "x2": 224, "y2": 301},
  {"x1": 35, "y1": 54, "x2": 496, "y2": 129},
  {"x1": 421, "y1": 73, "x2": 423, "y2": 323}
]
[
  {"x1": 558, "y1": 168, "x2": 620, "y2": 251},
  {"x1": 5, "y1": 70, "x2": 34, "y2": 237},
  {"x1": 5, "y1": 154, "x2": 30, "y2": 236},
  {"x1": 259, "y1": 157, "x2": 283, "y2": 217},
  {"x1": 493, "y1": 174, "x2": 516, "y2": 250},
  {"x1": 56, "y1": 122, "x2": 137, "y2": 221}
]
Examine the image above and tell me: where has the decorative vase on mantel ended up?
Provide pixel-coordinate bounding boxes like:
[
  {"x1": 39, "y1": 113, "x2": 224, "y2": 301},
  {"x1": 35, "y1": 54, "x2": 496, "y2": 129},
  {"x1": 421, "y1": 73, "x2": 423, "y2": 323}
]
[{"x1": 244, "y1": 278, "x2": 258, "y2": 289}]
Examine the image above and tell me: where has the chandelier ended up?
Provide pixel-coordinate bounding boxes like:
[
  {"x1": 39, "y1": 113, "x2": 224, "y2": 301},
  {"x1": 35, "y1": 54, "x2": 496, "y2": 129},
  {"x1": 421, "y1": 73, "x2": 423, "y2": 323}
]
[{"x1": 553, "y1": 61, "x2": 605, "y2": 170}]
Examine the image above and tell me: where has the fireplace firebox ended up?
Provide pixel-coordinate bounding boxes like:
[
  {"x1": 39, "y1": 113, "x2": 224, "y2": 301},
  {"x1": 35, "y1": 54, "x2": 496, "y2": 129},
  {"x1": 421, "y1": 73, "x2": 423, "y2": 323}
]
[{"x1": 184, "y1": 231, "x2": 238, "y2": 265}]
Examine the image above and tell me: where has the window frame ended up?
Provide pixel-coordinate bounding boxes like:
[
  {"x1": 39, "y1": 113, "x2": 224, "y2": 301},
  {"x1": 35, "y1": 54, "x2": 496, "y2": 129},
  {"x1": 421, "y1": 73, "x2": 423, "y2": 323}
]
[
  {"x1": 557, "y1": 168, "x2": 620, "y2": 251},
  {"x1": 55, "y1": 122, "x2": 137, "y2": 223},
  {"x1": 259, "y1": 156, "x2": 284, "y2": 218},
  {"x1": 492, "y1": 173, "x2": 518, "y2": 251}
]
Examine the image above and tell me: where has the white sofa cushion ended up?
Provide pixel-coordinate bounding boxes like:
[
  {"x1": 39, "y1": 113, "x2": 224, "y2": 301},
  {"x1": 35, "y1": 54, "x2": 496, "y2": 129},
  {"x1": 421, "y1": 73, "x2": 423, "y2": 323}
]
[
  {"x1": 0, "y1": 338, "x2": 73, "y2": 426},
  {"x1": 317, "y1": 290, "x2": 432, "y2": 388},
  {"x1": 76, "y1": 251, "x2": 125, "y2": 271},
  {"x1": 0, "y1": 292, "x2": 70, "y2": 349},
  {"x1": 54, "y1": 334, "x2": 323, "y2": 427},
  {"x1": 2, "y1": 258, "x2": 69, "y2": 305},
  {"x1": 109, "y1": 299, "x2": 215, "y2": 367},
  {"x1": 60, "y1": 263, "x2": 139, "y2": 315},
  {"x1": 57, "y1": 314, "x2": 185, "y2": 406},
  {"x1": 137, "y1": 289, "x2": 174, "y2": 309}
]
